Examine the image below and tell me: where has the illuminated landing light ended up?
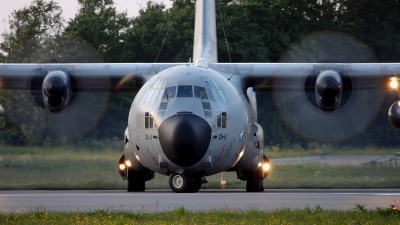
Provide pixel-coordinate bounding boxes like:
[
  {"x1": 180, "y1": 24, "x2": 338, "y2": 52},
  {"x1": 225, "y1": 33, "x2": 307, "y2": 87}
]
[
  {"x1": 119, "y1": 164, "x2": 126, "y2": 171},
  {"x1": 390, "y1": 79, "x2": 398, "y2": 89},
  {"x1": 125, "y1": 160, "x2": 132, "y2": 167},
  {"x1": 262, "y1": 163, "x2": 270, "y2": 172}
]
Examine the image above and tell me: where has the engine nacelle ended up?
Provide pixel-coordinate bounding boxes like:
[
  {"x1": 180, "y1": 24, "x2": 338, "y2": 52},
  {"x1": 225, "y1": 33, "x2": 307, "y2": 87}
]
[
  {"x1": 315, "y1": 70, "x2": 343, "y2": 112},
  {"x1": 42, "y1": 70, "x2": 72, "y2": 112},
  {"x1": 388, "y1": 101, "x2": 400, "y2": 130}
]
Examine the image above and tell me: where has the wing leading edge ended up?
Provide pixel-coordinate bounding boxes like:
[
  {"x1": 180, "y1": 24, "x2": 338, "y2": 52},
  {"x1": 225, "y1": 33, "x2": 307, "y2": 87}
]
[
  {"x1": 210, "y1": 63, "x2": 400, "y2": 92},
  {"x1": 0, "y1": 63, "x2": 184, "y2": 92},
  {"x1": 2, "y1": 62, "x2": 398, "y2": 92}
]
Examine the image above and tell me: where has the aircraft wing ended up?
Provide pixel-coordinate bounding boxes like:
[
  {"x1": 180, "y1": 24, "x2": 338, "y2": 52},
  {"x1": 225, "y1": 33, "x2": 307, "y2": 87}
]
[
  {"x1": 0, "y1": 63, "x2": 184, "y2": 142},
  {"x1": 0, "y1": 63, "x2": 184, "y2": 92},
  {"x1": 211, "y1": 63, "x2": 400, "y2": 91},
  {"x1": 210, "y1": 62, "x2": 400, "y2": 142}
]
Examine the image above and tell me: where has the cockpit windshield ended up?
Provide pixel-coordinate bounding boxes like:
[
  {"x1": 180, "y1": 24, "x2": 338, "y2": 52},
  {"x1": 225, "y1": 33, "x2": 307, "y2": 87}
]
[
  {"x1": 177, "y1": 85, "x2": 193, "y2": 97},
  {"x1": 162, "y1": 86, "x2": 176, "y2": 99},
  {"x1": 194, "y1": 86, "x2": 208, "y2": 99},
  {"x1": 144, "y1": 79, "x2": 227, "y2": 103}
]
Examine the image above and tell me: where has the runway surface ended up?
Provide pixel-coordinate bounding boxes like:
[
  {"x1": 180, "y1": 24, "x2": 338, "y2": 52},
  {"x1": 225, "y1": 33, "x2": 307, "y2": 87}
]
[{"x1": 1, "y1": 189, "x2": 400, "y2": 213}]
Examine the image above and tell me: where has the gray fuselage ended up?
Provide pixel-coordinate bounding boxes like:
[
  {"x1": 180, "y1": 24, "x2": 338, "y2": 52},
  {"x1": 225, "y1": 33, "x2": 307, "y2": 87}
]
[{"x1": 126, "y1": 63, "x2": 256, "y2": 176}]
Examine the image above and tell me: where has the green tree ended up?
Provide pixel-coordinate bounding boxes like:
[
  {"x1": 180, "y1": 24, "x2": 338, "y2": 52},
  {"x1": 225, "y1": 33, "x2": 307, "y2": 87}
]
[
  {"x1": 124, "y1": 0, "x2": 194, "y2": 63},
  {"x1": 338, "y1": 0, "x2": 400, "y2": 62},
  {"x1": 62, "y1": 0, "x2": 133, "y2": 140},
  {"x1": 64, "y1": 0, "x2": 130, "y2": 63},
  {"x1": 0, "y1": 0, "x2": 63, "y2": 63},
  {"x1": 0, "y1": 0, "x2": 64, "y2": 145}
]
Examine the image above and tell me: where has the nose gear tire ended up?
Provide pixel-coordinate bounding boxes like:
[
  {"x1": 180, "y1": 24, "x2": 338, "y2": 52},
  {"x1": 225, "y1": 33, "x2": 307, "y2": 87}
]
[{"x1": 169, "y1": 173, "x2": 202, "y2": 193}]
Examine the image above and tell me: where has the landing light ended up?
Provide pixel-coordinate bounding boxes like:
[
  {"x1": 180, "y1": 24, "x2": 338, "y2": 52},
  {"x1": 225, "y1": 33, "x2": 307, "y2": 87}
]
[
  {"x1": 125, "y1": 160, "x2": 132, "y2": 167},
  {"x1": 390, "y1": 79, "x2": 399, "y2": 89},
  {"x1": 262, "y1": 163, "x2": 270, "y2": 171},
  {"x1": 119, "y1": 164, "x2": 126, "y2": 170}
]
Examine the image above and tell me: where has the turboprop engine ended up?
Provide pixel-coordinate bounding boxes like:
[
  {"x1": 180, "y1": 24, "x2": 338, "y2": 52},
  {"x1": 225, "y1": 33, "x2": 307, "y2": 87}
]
[
  {"x1": 1, "y1": 65, "x2": 109, "y2": 142},
  {"x1": 389, "y1": 101, "x2": 400, "y2": 129},
  {"x1": 386, "y1": 79, "x2": 400, "y2": 130},
  {"x1": 42, "y1": 70, "x2": 72, "y2": 112},
  {"x1": 271, "y1": 31, "x2": 383, "y2": 143},
  {"x1": 315, "y1": 70, "x2": 343, "y2": 112}
]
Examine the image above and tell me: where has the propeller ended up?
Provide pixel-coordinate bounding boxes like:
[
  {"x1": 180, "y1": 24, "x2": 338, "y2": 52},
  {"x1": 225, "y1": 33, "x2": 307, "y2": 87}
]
[
  {"x1": 1, "y1": 36, "x2": 109, "y2": 142},
  {"x1": 273, "y1": 31, "x2": 383, "y2": 143}
]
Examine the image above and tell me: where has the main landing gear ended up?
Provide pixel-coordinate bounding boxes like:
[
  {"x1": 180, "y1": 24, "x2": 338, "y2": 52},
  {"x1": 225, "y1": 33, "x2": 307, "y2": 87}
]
[
  {"x1": 118, "y1": 154, "x2": 154, "y2": 192},
  {"x1": 242, "y1": 154, "x2": 270, "y2": 192},
  {"x1": 246, "y1": 166, "x2": 265, "y2": 192},
  {"x1": 127, "y1": 169, "x2": 145, "y2": 192},
  {"x1": 168, "y1": 173, "x2": 203, "y2": 193}
]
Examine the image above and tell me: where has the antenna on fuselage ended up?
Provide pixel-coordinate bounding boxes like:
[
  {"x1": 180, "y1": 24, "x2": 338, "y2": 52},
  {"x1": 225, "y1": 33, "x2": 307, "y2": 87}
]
[
  {"x1": 155, "y1": 12, "x2": 175, "y2": 63},
  {"x1": 217, "y1": 0, "x2": 235, "y2": 82},
  {"x1": 227, "y1": 73, "x2": 235, "y2": 81},
  {"x1": 152, "y1": 67, "x2": 158, "y2": 74},
  {"x1": 153, "y1": 10, "x2": 175, "y2": 74},
  {"x1": 217, "y1": 0, "x2": 232, "y2": 63}
]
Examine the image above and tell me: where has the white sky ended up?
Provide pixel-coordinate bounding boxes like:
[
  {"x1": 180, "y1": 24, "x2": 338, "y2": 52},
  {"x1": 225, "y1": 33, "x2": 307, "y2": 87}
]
[{"x1": 0, "y1": 0, "x2": 173, "y2": 38}]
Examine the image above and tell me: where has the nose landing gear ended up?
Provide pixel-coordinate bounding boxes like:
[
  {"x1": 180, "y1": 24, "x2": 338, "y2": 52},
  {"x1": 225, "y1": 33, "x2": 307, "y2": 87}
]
[{"x1": 169, "y1": 173, "x2": 203, "y2": 193}]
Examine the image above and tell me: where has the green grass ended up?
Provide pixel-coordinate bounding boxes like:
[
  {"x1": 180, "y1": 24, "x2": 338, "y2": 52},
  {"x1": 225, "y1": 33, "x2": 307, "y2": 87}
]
[
  {"x1": 265, "y1": 145, "x2": 400, "y2": 159},
  {"x1": 1, "y1": 206, "x2": 400, "y2": 224},
  {"x1": 1, "y1": 145, "x2": 400, "y2": 190}
]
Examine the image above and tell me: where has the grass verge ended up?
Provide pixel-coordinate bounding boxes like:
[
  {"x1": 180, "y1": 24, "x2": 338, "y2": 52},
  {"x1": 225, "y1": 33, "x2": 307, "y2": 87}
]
[
  {"x1": 265, "y1": 145, "x2": 400, "y2": 159},
  {"x1": 1, "y1": 206, "x2": 400, "y2": 224},
  {"x1": 1, "y1": 146, "x2": 400, "y2": 189}
]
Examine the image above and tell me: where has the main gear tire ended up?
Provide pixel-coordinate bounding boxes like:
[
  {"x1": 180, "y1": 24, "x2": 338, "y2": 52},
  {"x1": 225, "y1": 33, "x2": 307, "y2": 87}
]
[{"x1": 127, "y1": 169, "x2": 145, "y2": 192}]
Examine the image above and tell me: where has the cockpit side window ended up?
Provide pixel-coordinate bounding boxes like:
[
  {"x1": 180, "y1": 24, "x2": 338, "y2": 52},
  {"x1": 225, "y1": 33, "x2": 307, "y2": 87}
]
[
  {"x1": 162, "y1": 86, "x2": 176, "y2": 99},
  {"x1": 145, "y1": 112, "x2": 154, "y2": 129},
  {"x1": 194, "y1": 86, "x2": 208, "y2": 99},
  {"x1": 144, "y1": 80, "x2": 167, "y2": 103},
  {"x1": 217, "y1": 112, "x2": 227, "y2": 128},
  {"x1": 159, "y1": 102, "x2": 168, "y2": 110},
  {"x1": 177, "y1": 85, "x2": 193, "y2": 97},
  {"x1": 212, "y1": 89, "x2": 222, "y2": 102},
  {"x1": 206, "y1": 88, "x2": 214, "y2": 101},
  {"x1": 218, "y1": 90, "x2": 228, "y2": 102},
  {"x1": 204, "y1": 80, "x2": 228, "y2": 103}
]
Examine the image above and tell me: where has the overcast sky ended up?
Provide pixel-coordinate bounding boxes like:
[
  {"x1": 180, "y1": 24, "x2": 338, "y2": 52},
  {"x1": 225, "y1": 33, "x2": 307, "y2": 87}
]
[{"x1": 0, "y1": 0, "x2": 173, "y2": 38}]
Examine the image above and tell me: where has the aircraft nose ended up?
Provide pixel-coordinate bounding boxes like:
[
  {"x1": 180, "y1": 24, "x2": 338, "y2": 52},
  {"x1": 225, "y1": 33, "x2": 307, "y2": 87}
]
[{"x1": 159, "y1": 114, "x2": 211, "y2": 167}]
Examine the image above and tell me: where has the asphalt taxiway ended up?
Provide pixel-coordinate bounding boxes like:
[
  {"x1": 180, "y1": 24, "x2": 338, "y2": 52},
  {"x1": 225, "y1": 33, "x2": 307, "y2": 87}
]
[{"x1": 0, "y1": 189, "x2": 399, "y2": 213}]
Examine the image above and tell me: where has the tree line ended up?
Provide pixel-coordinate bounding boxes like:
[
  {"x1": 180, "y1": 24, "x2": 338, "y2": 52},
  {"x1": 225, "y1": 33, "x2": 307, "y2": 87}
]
[{"x1": 1, "y1": 0, "x2": 400, "y2": 148}]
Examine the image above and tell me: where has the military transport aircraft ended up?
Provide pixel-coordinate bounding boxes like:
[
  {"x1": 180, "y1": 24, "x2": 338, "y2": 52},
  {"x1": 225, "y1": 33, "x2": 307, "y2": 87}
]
[{"x1": 1, "y1": 0, "x2": 400, "y2": 193}]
